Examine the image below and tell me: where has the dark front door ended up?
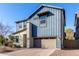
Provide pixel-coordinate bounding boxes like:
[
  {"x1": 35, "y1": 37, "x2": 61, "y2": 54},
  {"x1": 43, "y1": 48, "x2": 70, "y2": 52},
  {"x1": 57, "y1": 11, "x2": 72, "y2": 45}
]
[
  {"x1": 23, "y1": 34, "x2": 27, "y2": 48},
  {"x1": 34, "y1": 39, "x2": 41, "y2": 48}
]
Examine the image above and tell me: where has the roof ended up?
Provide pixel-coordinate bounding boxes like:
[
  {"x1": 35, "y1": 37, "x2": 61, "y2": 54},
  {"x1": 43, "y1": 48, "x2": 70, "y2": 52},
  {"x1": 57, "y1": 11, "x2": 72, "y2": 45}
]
[
  {"x1": 16, "y1": 4, "x2": 64, "y2": 23},
  {"x1": 41, "y1": 4, "x2": 64, "y2": 10},
  {"x1": 16, "y1": 19, "x2": 27, "y2": 23},
  {"x1": 12, "y1": 28, "x2": 26, "y2": 35}
]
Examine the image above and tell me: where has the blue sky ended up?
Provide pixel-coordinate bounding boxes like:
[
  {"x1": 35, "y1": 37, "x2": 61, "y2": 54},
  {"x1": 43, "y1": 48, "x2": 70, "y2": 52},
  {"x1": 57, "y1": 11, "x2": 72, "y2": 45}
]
[{"x1": 0, "y1": 3, "x2": 78, "y2": 32}]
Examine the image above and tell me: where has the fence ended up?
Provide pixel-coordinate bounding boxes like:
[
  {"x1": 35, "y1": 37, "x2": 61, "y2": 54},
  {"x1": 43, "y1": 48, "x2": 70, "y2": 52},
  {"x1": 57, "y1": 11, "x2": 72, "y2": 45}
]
[{"x1": 63, "y1": 40, "x2": 79, "y2": 49}]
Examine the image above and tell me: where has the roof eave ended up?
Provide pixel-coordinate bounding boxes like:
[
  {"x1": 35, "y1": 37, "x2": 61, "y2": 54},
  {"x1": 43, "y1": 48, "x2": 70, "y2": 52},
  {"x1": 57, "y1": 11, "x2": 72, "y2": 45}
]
[
  {"x1": 15, "y1": 19, "x2": 27, "y2": 23},
  {"x1": 12, "y1": 28, "x2": 27, "y2": 35},
  {"x1": 41, "y1": 4, "x2": 64, "y2": 10}
]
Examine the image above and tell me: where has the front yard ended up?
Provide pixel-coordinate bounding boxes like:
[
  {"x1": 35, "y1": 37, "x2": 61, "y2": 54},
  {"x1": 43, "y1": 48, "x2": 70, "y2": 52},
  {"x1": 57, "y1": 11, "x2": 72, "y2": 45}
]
[{"x1": 0, "y1": 46, "x2": 23, "y2": 53}]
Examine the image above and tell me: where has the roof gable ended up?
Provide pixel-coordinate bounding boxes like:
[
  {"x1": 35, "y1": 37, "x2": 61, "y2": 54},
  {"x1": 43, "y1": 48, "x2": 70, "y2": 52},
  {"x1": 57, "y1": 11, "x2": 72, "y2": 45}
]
[{"x1": 16, "y1": 4, "x2": 64, "y2": 23}]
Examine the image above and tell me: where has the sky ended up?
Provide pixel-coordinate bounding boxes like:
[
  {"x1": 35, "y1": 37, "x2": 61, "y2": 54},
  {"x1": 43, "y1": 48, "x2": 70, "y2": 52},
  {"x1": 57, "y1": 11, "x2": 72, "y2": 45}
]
[{"x1": 0, "y1": 3, "x2": 78, "y2": 32}]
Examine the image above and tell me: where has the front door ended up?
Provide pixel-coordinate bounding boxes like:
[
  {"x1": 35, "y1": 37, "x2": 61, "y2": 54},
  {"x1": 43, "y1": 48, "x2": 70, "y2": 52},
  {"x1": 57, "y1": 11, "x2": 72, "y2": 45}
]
[{"x1": 23, "y1": 34, "x2": 27, "y2": 48}]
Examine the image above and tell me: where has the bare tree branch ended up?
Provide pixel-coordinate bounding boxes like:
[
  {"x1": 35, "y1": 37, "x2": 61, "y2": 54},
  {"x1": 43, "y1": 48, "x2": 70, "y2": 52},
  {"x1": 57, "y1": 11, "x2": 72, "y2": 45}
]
[{"x1": 0, "y1": 22, "x2": 12, "y2": 37}]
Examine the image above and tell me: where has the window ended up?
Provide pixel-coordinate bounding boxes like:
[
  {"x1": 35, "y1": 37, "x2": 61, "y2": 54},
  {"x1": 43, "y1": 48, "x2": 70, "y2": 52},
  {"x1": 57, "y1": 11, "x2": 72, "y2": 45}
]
[
  {"x1": 18, "y1": 23, "x2": 22, "y2": 29},
  {"x1": 39, "y1": 15, "x2": 47, "y2": 24},
  {"x1": 23, "y1": 22, "x2": 26, "y2": 28},
  {"x1": 15, "y1": 36, "x2": 19, "y2": 43},
  {"x1": 19, "y1": 25, "x2": 22, "y2": 28},
  {"x1": 40, "y1": 20, "x2": 46, "y2": 24},
  {"x1": 23, "y1": 24, "x2": 26, "y2": 28}
]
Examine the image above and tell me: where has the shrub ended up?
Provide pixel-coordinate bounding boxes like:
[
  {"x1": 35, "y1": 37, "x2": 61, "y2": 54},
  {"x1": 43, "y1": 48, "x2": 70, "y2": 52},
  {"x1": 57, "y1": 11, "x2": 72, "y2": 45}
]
[
  {"x1": 11, "y1": 44, "x2": 16, "y2": 48},
  {"x1": 0, "y1": 35, "x2": 4, "y2": 45},
  {"x1": 65, "y1": 28, "x2": 75, "y2": 40}
]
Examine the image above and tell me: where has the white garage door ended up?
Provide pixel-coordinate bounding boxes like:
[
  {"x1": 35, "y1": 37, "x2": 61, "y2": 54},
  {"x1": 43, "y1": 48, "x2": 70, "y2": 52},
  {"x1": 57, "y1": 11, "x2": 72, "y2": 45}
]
[
  {"x1": 41, "y1": 39, "x2": 56, "y2": 48},
  {"x1": 34, "y1": 39, "x2": 56, "y2": 48}
]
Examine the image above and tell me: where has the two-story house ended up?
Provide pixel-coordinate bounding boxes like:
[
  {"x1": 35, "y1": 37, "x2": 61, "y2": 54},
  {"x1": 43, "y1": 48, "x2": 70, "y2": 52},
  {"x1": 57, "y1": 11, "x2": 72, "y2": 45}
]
[
  {"x1": 75, "y1": 13, "x2": 79, "y2": 40},
  {"x1": 12, "y1": 4, "x2": 65, "y2": 49}
]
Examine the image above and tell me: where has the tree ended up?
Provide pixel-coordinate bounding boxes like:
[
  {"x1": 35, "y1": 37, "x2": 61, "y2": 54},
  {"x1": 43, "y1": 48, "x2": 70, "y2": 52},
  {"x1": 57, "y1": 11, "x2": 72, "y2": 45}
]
[
  {"x1": 0, "y1": 35, "x2": 5, "y2": 45},
  {"x1": 65, "y1": 28, "x2": 75, "y2": 40},
  {"x1": 0, "y1": 22, "x2": 13, "y2": 45},
  {"x1": 0, "y1": 22, "x2": 12, "y2": 37},
  {"x1": 8, "y1": 35, "x2": 14, "y2": 41}
]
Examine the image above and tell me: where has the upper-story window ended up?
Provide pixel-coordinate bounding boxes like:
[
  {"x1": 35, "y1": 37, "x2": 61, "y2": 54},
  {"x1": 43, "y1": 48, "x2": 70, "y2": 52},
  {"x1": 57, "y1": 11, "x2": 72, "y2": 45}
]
[
  {"x1": 17, "y1": 23, "x2": 22, "y2": 31},
  {"x1": 24, "y1": 24, "x2": 26, "y2": 28},
  {"x1": 39, "y1": 15, "x2": 47, "y2": 24},
  {"x1": 18, "y1": 23, "x2": 22, "y2": 29},
  {"x1": 38, "y1": 11, "x2": 50, "y2": 24},
  {"x1": 23, "y1": 22, "x2": 26, "y2": 28}
]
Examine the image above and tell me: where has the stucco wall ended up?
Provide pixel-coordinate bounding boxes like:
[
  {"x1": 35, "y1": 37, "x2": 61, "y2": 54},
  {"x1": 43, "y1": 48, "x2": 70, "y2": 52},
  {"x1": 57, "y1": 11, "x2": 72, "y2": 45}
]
[{"x1": 26, "y1": 22, "x2": 33, "y2": 48}]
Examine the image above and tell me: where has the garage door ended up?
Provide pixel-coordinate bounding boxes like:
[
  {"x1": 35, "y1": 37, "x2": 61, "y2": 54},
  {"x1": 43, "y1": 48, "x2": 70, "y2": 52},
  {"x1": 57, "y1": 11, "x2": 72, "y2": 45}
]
[
  {"x1": 34, "y1": 39, "x2": 41, "y2": 48},
  {"x1": 34, "y1": 39, "x2": 56, "y2": 48},
  {"x1": 41, "y1": 39, "x2": 56, "y2": 48}
]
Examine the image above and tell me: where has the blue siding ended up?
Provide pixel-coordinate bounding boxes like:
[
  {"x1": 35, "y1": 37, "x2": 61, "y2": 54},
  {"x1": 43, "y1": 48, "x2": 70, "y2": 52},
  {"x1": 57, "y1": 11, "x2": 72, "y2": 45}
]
[{"x1": 30, "y1": 7, "x2": 63, "y2": 39}]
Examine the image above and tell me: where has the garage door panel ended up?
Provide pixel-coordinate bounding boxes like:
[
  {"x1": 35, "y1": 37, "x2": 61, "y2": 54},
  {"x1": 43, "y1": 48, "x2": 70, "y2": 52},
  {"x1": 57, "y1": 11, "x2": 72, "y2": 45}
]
[
  {"x1": 41, "y1": 39, "x2": 56, "y2": 48},
  {"x1": 34, "y1": 39, "x2": 41, "y2": 48},
  {"x1": 34, "y1": 39, "x2": 56, "y2": 48}
]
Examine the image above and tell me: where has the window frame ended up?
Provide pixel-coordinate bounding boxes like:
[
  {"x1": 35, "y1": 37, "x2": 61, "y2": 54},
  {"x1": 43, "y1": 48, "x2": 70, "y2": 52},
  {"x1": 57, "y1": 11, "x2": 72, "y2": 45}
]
[{"x1": 39, "y1": 14, "x2": 47, "y2": 24}]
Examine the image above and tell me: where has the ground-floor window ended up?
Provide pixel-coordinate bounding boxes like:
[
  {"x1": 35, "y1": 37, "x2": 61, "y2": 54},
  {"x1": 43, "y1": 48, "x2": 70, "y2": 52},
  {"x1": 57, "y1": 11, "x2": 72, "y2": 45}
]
[{"x1": 15, "y1": 36, "x2": 19, "y2": 43}]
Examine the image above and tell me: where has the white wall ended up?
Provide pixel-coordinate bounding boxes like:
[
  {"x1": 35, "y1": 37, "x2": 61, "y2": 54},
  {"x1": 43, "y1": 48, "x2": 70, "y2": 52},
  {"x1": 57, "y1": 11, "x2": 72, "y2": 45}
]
[{"x1": 26, "y1": 22, "x2": 33, "y2": 48}]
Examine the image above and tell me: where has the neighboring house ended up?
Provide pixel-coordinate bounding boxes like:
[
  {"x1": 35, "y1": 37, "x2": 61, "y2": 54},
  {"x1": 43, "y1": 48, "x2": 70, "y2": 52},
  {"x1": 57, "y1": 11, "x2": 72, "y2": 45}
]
[
  {"x1": 75, "y1": 13, "x2": 79, "y2": 40},
  {"x1": 12, "y1": 4, "x2": 66, "y2": 49}
]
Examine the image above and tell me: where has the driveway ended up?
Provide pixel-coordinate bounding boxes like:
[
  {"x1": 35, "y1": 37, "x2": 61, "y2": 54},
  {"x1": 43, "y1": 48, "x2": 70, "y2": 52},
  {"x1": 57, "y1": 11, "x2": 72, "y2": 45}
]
[
  {"x1": 2, "y1": 48, "x2": 79, "y2": 56},
  {"x1": 5, "y1": 48, "x2": 56, "y2": 56},
  {"x1": 0, "y1": 54, "x2": 8, "y2": 56},
  {"x1": 51, "y1": 49, "x2": 79, "y2": 56}
]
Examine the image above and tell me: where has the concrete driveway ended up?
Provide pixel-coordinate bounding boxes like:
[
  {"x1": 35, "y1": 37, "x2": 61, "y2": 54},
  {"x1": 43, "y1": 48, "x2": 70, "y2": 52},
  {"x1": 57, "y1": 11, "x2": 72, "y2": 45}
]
[
  {"x1": 5, "y1": 48, "x2": 56, "y2": 56},
  {"x1": 51, "y1": 49, "x2": 79, "y2": 56},
  {"x1": 0, "y1": 54, "x2": 8, "y2": 56}
]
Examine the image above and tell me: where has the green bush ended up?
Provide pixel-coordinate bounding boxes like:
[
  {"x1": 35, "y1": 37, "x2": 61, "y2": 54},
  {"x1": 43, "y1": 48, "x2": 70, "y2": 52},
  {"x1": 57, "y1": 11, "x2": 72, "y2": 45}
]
[
  {"x1": 11, "y1": 44, "x2": 16, "y2": 48},
  {"x1": 0, "y1": 43, "x2": 2, "y2": 46}
]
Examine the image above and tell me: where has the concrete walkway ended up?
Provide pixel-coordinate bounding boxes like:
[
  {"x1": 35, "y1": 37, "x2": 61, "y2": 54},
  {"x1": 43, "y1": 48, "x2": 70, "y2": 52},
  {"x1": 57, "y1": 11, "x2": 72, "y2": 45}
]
[{"x1": 6, "y1": 48, "x2": 56, "y2": 56}]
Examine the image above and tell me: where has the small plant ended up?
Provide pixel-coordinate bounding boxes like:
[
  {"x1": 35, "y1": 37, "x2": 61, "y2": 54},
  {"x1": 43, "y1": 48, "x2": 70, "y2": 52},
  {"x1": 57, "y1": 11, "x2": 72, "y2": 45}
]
[{"x1": 11, "y1": 44, "x2": 16, "y2": 48}]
